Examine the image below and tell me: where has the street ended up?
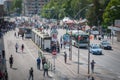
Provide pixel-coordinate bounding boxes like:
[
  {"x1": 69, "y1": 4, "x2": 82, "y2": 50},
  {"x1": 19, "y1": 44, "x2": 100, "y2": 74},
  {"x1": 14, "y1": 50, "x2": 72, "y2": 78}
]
[{"x1": 3, "y1": 29, "x2": 120, "y2": 80}]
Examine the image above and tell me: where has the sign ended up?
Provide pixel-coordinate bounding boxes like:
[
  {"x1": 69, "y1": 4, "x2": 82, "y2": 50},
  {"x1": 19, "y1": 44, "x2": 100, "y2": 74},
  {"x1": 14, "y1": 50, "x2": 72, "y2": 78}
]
[
  {"x1": 52, "y1": 50, "x2": 56, "y2": 55},
  {"x1": 78, "y1": 35, "x2": 81, "y2": 40},
  {"x1": 115, "y1": 20, "x2": 120, "y2": 27},
  {"x1": 51, "y1": 29, "x2": 58, "y2": 42},
  {"x1": 52, "y1": 50, "x2": 57, "y2": 59},
  {"x1": 63, "y1": 33, "x2": 70, "y2": 49}
]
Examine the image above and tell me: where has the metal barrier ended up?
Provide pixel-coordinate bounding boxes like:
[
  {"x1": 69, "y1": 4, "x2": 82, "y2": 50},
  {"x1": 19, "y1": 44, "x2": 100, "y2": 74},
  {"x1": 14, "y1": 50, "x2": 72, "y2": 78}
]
[{"x1": 38, "y1": 50, "x2": 87, "y2": 80}]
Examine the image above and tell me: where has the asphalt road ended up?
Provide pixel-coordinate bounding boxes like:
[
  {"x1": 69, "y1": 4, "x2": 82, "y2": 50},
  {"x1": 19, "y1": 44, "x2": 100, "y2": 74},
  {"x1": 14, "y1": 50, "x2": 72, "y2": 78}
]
[
  {"x1": 55, "y1": 29, "x2": 120, "y2": 80},
  {"x1": 3, "y1": 29, "x2": 120, "y2": 80}
]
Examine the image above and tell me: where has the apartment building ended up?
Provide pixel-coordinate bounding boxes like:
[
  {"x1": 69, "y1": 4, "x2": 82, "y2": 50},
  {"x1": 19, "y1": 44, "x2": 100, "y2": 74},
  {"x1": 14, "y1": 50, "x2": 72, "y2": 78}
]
[
  {"x1": 4, "y1": 0, "x2": 13, "y2": 16},
  {"x1": 22, "y1": 0, "x2": 50, "y2": 16},
  {"x1": 0, "y1": 4, "x2": 4, "y2": 18}
]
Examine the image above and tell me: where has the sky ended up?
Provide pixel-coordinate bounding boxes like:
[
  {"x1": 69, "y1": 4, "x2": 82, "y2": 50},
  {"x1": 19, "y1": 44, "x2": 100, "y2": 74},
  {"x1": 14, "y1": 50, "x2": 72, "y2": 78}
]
[{"x1": 0, "y1": 0, "x2": 5, "y2": 4}]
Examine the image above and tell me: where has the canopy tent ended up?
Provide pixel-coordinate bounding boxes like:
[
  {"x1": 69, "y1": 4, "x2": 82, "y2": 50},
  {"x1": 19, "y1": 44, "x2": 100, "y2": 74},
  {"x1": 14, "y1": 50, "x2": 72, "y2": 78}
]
[{"x1": 65, "y1": 20, "x2": 75, "y2": 24}]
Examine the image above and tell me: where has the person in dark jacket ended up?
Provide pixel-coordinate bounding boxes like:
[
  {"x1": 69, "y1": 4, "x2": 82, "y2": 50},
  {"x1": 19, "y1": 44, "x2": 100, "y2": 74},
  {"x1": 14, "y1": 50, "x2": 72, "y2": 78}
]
[
  {"x1": 9, "y1": 55, "x2": 13, "y2": 68},
  {"x1": 64, "y1": 52, "x2": 67, "y2": 63},
  {"x1": 36, "y1": 57, "x2": 41, "y2": 70},
  {"x1": 91, "y1": 60, "x2": 95, "y2": 73},
  {"x1": 29, "y1": 67, "x2": 33, "y2": 80}
]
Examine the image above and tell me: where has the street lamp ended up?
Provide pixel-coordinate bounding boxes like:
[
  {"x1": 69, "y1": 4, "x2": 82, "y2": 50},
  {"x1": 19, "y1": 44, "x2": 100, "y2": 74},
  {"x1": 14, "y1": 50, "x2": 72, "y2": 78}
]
[
  {"x1": 88, "y1": 28, "x2": 91, "y2": 74},
  {"x1": 77, "y1": 27, "x2": 81, "y2": 74},
  {"x1": 109, "y1": 6, "x2": 116, "y2": 45},
  {"x1": 74, "y1": 3, "x2": 93, "y2": 74},
  {"x1": 74, "y1": 3, "x2": 94, "y2": 19}
]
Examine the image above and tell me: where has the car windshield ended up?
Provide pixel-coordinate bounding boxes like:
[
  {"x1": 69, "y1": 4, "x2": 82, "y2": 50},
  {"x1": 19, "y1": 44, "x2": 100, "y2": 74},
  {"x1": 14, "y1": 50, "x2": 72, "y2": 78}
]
[
  {"x1": 92, "y1": 46, "x2": 99, "y2": 49},
  {"x1": 103, "y1": 42, "x2": 110, "y2": 45}
]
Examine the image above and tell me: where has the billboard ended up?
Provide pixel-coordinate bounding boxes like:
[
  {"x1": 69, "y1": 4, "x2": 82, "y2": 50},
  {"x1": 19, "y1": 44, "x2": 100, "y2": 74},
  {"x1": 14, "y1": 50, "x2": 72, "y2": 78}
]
[{"x1": 115, "y1": 20, "x2": 120, "y2": 27}]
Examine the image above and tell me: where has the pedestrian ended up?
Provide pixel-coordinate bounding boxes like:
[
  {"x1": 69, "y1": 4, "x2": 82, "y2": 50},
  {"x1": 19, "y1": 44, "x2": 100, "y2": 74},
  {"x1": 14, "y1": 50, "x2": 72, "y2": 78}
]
[
  {"x1": 57, "y1": 45, "x2": 60, "y2": 53},
  {"x1": 86, "y1": 76, "x2": 91, "y2": 80},
  {"x1": 36, "y1": 57, "x2": 41, "y2": 70},
  {"x1": 29, "y1": 67, "x2": 33, "y2": 80},
  {"x1": 2, "y1": 50, "x2": 5, "y2": 59},
  {"x1": 0, "y1": 70, "x2": 3, "y2": 80},
  {"x1": 18, "y1": 32, "x2": 19, "y2": 37},
  {"x1": 94, "y1": 35, "x2": 97, "y2": 40},
  {"x1": 60, "y1": 41, "x2": 63, "y2": 49},
  {"x1": 91, "y1": 76, "x2": 95, "y2": 80},
  {"x1": 21, "y1": 44, "x2": 24, "y2": 52},
  {"x1": 43, "y1": 62, "x2": 49, "y2": 77},
  {"x1": 15, "y1": 43, "x2": 19, "y2": 52},
  {"x1": 91, "y1": 60, "x2": 95, "y2": 73},
  {"x1": 64, "y1": 52, "x2": 67, "y2": 63},
  {"x1": 14, "y1": 32, "x2": 16, "y2": 37},
  {"x1": 42, "y1": 57, "x2": 46, "y2": 69},
  {"x1": 22, "y1": 33, "x2": 24, "y2": 40},
  {"x1": 0, "y1": 55, "x2": 1, "y2": 63},
  {"x1": 9, "y1": 55, "x2": 13, "y2": 68},
  {"x1": 4, "y1": 70, "x2": 8, "y2": 80},
  {"x1": 60, "y1": 36, "x2": 62, "y2": 42}
]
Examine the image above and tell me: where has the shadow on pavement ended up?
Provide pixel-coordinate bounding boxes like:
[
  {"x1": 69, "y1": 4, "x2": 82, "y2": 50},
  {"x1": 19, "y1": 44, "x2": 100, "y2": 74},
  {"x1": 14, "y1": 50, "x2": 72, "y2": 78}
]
[{"x1": 12, "y1": 67, "x2": 18, "y2": 70}]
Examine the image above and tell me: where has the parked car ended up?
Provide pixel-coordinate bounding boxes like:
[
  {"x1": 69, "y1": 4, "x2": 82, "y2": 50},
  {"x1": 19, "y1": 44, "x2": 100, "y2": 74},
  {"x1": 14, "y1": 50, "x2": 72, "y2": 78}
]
[
  {"x1": 90, "y1": 44, "x2": 102, "y2": 55},
  {"x1": 100, "y1": 41, "x2": 112, "y2": 50}
]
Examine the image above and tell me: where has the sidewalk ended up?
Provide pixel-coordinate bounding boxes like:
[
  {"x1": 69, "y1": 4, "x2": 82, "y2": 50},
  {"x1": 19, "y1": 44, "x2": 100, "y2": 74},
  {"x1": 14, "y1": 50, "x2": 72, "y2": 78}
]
[{"x1": 0, "y1": 36, "x2": 7, "y2": 79}]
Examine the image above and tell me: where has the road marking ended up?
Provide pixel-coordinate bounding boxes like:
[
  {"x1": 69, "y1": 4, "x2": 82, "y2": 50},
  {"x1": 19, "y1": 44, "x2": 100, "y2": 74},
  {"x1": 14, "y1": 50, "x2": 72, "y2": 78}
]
[
  {"x1": 118, "y1": 76, "x2": 120, "y2": 78},
  {"x1": 22, "y1": 40, "x2": 36, "y2": 60}
]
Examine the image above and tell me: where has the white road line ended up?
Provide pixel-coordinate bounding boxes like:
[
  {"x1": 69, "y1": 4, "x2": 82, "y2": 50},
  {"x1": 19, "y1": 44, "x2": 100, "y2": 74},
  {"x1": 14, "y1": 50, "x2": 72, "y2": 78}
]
[{"x1": 22, "y1": 41, "x2": 36, "y2": 60}]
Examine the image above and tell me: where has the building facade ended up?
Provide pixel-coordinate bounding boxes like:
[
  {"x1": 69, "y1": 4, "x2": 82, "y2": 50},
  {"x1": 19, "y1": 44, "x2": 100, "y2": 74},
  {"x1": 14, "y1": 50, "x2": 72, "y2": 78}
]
[
  {"x1": 4, "y1": 0, "x2": 13, "y2": 16},
  {"x1": 108, "y1": 20, "x2": 120, "y2": 42},
  {"x1": 0, "y1": 4, "x2": 4, "y2": 18},
  {"x1": 22, "y1": 0, "x2": 50, "y2": 16}
]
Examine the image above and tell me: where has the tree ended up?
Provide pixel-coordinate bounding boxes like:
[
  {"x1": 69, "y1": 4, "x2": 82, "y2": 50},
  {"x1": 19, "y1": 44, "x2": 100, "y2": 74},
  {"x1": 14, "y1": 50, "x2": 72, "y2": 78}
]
[
  {"x1": 103, "y1": 0, "x2": 120, "y2": 26},
  {"x1": 86, "y1": 0, "x2": 101, "y2": 26},
  {"x1": 11, "y1": 0, "x2": 22, "y2": 14},
  {"x1": 41, "y1": 0, "x2": 91, "y2": 20}
]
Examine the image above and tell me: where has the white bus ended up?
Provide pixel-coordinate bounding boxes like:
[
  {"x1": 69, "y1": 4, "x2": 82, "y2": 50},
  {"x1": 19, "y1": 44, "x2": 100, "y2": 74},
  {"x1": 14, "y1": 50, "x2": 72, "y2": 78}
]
[{"x1": 32, "y1": 29, "x2": 51, "y2": 51}]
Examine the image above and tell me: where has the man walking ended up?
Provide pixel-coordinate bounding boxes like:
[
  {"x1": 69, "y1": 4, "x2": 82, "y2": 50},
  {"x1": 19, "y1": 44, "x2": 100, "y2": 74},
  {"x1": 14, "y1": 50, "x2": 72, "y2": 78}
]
[
  {"x1": 36, "y1": 57, "x2": 41, "y2": 70},
  {"x1": 91, "y1": 60, "x2": 95, "y2": 73},
  {"x1": 60, "y1": 41, "x2": 63, "y2": 49},
  {"x1": 9, "y1": 55, "x2": 13, "y2": 68},
  {"x1": 2, "y1": 50, "x2": 5, "y2": 59},
  {"x1": 42, "y1": 57, "x2": 46, "y2": 69},
  {"x1": 15, "y1": 43, "x2": 19, "y2": 52},
  {"x1": 43, "y1": 62, "x2": 49, "y2": 77},
  {"x1": 64, "y1": 52, "x2": 67, "y2": 63},
  {"x1": 21, "y1": 44, "x2": 24, "y2": 52},
  {"x1": 29, "y1": 67, "x2": 33, "y2": 80}
]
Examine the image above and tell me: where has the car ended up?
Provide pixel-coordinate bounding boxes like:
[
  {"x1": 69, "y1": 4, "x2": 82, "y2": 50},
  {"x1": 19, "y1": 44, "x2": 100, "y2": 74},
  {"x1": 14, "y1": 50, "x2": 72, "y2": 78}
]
[
  {"x1": 100, "y1": 41, "x2": 112, "y2": 50},
  {"x1": 89, "y1": 44, "x2": 102, "y2": 55}
]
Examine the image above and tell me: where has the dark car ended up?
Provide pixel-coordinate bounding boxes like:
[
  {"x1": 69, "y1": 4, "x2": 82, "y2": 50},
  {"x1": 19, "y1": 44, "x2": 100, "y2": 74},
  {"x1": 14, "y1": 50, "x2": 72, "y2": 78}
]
[{"x1": 100, "y1": 41, "x2": 112, "y2": 50}]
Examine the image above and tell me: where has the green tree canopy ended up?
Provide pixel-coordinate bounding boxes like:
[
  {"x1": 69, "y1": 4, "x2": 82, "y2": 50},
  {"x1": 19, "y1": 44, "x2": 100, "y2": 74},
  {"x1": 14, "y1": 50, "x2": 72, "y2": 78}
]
[
  {"x1": 12, "y1": 0, "x2": 22, "y2": 14},
  {"x1": 103, "y1": 0, "x2": 120, "y2": 26}
]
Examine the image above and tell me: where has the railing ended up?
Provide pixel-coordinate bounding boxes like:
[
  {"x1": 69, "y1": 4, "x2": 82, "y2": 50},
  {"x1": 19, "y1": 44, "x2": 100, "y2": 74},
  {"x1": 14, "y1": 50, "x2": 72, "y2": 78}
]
[{"x1": 38, "y1": 50, "x2": 87, "y2": 80}]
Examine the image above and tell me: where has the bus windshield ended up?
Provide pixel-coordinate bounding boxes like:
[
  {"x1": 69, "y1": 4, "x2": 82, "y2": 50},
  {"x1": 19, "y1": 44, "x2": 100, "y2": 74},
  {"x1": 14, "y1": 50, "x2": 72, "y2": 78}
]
[{"x1": 79, "y1": 35, "x2": 89, "y2": 43}]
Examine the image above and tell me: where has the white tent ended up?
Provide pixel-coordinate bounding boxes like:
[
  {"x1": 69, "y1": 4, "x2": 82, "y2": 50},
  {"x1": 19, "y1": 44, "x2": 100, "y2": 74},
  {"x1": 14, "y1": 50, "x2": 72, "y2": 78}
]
[{"x1": 62, "y1": 17, "x2": 71, "y2": 22}]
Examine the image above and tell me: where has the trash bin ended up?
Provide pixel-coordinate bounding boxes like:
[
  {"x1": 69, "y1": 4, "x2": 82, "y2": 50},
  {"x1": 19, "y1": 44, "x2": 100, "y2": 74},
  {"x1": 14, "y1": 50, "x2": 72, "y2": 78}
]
[
  {"x1": 46, "y1": 48, "x2": 49, "y2": 52},
  {"x1": 98, "y1": 37, "x2": 101, "y2": 40}
]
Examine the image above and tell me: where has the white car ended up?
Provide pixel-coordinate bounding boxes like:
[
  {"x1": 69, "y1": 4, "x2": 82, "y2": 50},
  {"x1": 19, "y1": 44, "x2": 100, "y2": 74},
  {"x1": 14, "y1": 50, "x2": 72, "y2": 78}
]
[{"x1": 90, "y1": 44, "x2": 102, "y2": 55}]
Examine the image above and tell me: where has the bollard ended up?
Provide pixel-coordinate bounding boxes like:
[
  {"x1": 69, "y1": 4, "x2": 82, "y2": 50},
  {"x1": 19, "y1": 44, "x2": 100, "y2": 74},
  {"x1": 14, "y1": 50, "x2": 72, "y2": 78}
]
[{"x1": 51, "y1": 63, "x2": 52, "y2": 71}]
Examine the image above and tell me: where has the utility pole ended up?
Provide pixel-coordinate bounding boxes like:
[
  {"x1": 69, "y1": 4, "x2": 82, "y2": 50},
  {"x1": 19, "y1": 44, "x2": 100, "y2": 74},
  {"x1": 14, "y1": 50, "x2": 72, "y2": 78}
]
[
  {"x1": 88, "y1": 29, "x2": 91, "y2": 74},
  {"x1": 69, "y1": 31, "x2": 72, "y2": 60},
  {"x1": 78, "y1": 27, "x2": 80, "y2": 74}
]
